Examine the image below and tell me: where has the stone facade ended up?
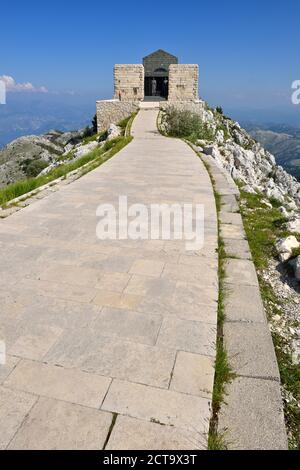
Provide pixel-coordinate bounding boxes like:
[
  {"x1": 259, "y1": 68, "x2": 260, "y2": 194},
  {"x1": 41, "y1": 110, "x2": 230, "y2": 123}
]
[
  {"x1": 168, "y1": 65, "x2": 199, "y2": 101},
  {"x1": 114, "y1": 65, "x2": 144, "y2": 101},
  {"x1": 96, "y1": 100, "x2": 139, "y2": 133},
  {"x1": 95, "y1": 52, "x2": 200, "y2": 133},
  {"x1": 143, "y1": 50, "x2": 178, "y2": 78}
]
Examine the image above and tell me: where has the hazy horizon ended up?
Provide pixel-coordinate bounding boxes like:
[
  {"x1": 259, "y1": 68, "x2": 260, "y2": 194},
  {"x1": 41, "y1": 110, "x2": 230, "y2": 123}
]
[{"x1": 1, "y1": 0, "x2": 300, "y2": 145}]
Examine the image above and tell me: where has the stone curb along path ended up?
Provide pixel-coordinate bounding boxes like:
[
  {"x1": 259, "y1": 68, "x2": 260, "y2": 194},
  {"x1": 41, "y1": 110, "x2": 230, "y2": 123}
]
[
  {"x1": 199, "y1": 152, "x2": 288, "y2": 450},
  {"x1": 0, "y1": 108, "x2": 218, "y2": 450}
]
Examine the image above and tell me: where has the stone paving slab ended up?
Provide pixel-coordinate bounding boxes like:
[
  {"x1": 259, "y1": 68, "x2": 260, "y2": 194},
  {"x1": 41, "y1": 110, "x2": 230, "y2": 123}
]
[
  {"x1": 220, "y1": 224, "x2": 246, "y2": 240},
  {"x1": 5, "y1": 360, "x2": 112, "y2": 408},
  {"x1": 106, "y1": 415, "x2": 203, "y2": 450},
  {"x1": 219, "y1": 211, "x2": 244, "y2": 226},
  {"x1": 223, "y1": 237, "x2": 252, "y2": 260},
  {"x1": 8, "y1": 397, "x2": 112, "y2": 450},
  {"x1": 0, "y1": 108, "x2": 218, "y2": 449},
  {"x1": 218, "y1": 377, "x2": 288, "y2": 450},
  {"x1": 224, "y1": 322, "x2": 280, "y2": 380},
  {"x1": 224, "y1": 283, "x2": 266, "y2": 323},
  {"x1": 0, "y1": 386, "x2": 37, "y2": 449},
  {"x1": 156, "y1": 318, "x2": 216, "y2": 356},
  {"x1": 102, "y1": 379, "x2": 211, "y2": 438},
  {"x1": 225, "y1": 259, "x2": 259, "y2": 287},
  {"x1": 170, "y1": 352, "x2": 215, "y2": 399},
  {"x1": 45, "y1": 329, "x2": 176, "y2": 389}
]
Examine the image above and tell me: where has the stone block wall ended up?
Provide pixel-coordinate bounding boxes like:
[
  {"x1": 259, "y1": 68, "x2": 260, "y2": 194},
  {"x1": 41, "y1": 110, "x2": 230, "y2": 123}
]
[
  {"x1": 168, "y1": 64, "x2": 199, "y2": 101},
  {"x1": 114, "y1": 65, "x2": 144, "y2": 101},
  {"x1": 96, "y1": 100, "x2": 139, "y2": 133},
  {"x1": 160, "y1": 100, "x2": 205, "y2": 117}
]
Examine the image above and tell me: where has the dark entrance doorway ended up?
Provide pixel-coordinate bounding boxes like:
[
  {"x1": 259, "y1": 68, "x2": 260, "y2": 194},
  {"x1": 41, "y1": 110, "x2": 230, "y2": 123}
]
[
  {"x1": 144, "y1": 76, "x2": 168, "y2": 99},
  {"x1": 143, "y1": 49, "x2": 178, "y2": 101}
]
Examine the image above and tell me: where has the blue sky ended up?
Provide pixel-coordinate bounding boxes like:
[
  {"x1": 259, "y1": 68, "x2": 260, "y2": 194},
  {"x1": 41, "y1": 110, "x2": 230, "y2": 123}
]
[{"x1": 1, "y1": 0, "x2": 300, "y2": 121}]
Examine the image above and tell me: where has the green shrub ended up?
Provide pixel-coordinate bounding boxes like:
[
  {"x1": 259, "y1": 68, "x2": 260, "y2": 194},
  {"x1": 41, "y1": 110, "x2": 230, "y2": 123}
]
[
  {"x1": 23, "y1": 159, "x2": 48, "y2": 177},
  {"x1": 103, "y1": 136, "x2": 123, "y2": 152},
  {"x1": 83, "y1": 126, "x2": 94, "y2": 138},
  {"x1": 164, "y1": 107, "x2": 215, "y2": 141}
]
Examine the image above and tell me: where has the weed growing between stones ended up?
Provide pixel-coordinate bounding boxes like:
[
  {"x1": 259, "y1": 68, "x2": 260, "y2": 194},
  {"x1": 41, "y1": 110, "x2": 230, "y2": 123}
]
[{"x1": 199, "y1": 159, "x2": 235, "y2": 451}]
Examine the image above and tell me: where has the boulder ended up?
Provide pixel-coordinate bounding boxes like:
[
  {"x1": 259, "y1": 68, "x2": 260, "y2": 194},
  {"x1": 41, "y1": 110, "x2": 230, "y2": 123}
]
[
  {"x1": 243, "y1": 185, "x2": 257, "y2": 194},
  {"x1": 74, "y1": 141, "x2": 98, "y2": 159},
  {"x1": 107, "y1": 124, "x2": 122, "y2": 141},
  {"x1": 63, "y1": 143, "x2": 74, "y2": 155},
  {"x1": 266, "y1": 187, "x2": 285, "y2": 204},
  {"x1": 290, "y1": 256, "x2": 300, "y2": 281},
  {"x1": 278, "y1": 206, "x2": 290, "y2": 218},
  {"x1": 285, "y1": 216, "x2": 300, "y2": 234},
  {"x1": 215, "y1": 130, "x2": 224, "y2": 144},
  {"x1": 55, "y1": 130, "x2": 84, "y2": 147},
  {"x1": 275, "y1": 236, "x2": 300, "y2": 262},
  {"x1": 38, "y1": 161, "x2": 61, "y2": 176},
  {"x1": 286, "y1": 200, "x2": 298, "y2": 211}
]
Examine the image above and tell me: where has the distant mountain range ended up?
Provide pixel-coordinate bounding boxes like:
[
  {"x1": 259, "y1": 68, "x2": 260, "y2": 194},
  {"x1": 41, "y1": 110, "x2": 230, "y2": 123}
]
[
  {"x1": 1, "y1": 95, "x2": 300, "y2": 183},
  {"x1": 242, "y1": 123, "x2": 300, "y2": 181},
  {"x1": 0, "y1": 92, "x2": 100, "y2": 149}
]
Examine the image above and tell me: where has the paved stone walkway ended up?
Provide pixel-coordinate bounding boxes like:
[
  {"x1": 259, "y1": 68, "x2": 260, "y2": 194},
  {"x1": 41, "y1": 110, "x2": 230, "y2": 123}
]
[{"x1": 0, "y1": 109, "x2": 218, "y2": 450}]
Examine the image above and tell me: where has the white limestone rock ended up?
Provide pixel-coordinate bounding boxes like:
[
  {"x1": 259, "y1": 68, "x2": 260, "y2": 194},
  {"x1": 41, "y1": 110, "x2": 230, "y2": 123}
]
[
  {"x1": 275, "y1": 236, "x2": 300, "y2": 262},
  {"x1": 279, "y1": 206, "x2": 290, "y2": 218},
  {"x1": 38, "y1": 161, "x2": 61, "y2": 176},
  {"x1": 266, "y1": 186, "x2": 285, "y2": 204},
  {"x1": 215, "y1": 130, "x2": 224, "y2": 144},
  {"x1": 107, "y1": 124, "x2": 122, "y2": 141},
  {"x1": 243, "y1": 184, "x2": 257, "y2": 194},
  {"x1": 63, "y1": 143, "x2": 74, "y2": 155},
  {"x1": 74, "y1": 141, "x2": 98, "y2": 158},
  {"x1": 285, "y1": 216, "x2": 300, "y2": 234}
]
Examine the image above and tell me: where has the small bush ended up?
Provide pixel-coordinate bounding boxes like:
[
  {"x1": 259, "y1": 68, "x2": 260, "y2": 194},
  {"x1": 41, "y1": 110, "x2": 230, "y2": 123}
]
[
  {"x1": 23, "y1": 159, "x2": 48, "y2": 177},
  {"x1": 216, "y1": 106, "x2": 223, "y2": 115},
  {"x1": 163, "y1": 107, "x2": 215, "y2": 141},
  {"x1": 83, "y1": 126, "x2": 94, "y2": 138}
]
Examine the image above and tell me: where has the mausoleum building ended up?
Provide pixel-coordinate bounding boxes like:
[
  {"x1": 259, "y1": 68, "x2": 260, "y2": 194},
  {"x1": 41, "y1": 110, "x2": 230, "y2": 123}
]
[{"x1": 96, "y1": 49, "x2": 199, "y2": 132}]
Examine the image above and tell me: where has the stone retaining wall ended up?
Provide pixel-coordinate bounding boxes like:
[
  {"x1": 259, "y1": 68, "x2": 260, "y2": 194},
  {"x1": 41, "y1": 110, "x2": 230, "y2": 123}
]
[
  {"x1": 160, "y1": 100, "x2": 205, "y2": 116},
  {"x1": 96, "y1": 100, "x2": 139, "y2": 133}
]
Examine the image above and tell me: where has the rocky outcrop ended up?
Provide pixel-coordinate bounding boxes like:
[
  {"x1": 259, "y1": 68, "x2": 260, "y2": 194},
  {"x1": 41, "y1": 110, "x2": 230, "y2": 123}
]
[
  {"x1": 161, "y1": 101, "x2": 300, "y2": 286},
  {"x1": 0, "y1": 129, "x2": 84, "y2": 187},
  {"x1": 161, "y1": 102, "x2": 300, "y2": 208}
]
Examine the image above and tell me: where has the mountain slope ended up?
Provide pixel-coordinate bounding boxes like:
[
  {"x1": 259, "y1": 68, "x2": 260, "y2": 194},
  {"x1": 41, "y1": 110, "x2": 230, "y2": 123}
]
[{"x1": 244, "y1": 124, "x2": 300, "y2": 181}]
